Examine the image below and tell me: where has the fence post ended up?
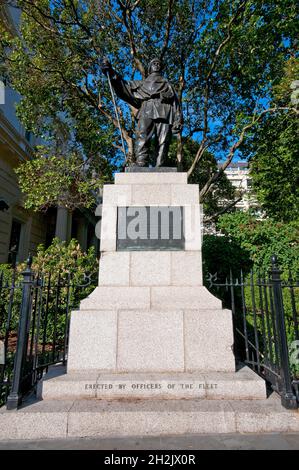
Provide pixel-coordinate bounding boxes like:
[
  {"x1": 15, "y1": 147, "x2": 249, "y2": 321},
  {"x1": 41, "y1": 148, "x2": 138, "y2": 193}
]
[
  {"x1": 270, "y1": 255, "x2": 297, "y2": 409},
  {"x1": 6, "y1": 256, "x2": 33, "y2": 410}
]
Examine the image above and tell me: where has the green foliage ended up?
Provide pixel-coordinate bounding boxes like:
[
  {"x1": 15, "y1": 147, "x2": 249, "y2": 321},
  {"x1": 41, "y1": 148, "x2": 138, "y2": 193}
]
[
  {"x1": 217, "y1": 212, "x2": 299, "y2": 272},
  {"x1": 15, "y1": 147, "x2": 112, "y2": 211},
  {"x1": 241, "y1": 56, "x2": 299, "y2": 223},
  {"x1": 32, "y1": 237, "x2": 98, "y2": 280},
  {"x1": 0, "y1": 0, "x2": 297, "y2": 213},
  {"x1": 0, "y1": 238, "x2": 99, "y2": 405},
  {"x1": 202, "y1": 234, "x2": 252, "y2": 280},
  {"x1": 243, "y1": 286, "x2": 299, "y2": 379},
  {"x1": 0, "y1": 238, "x2": 98, "y2": 340},
  {"x1": 0, "y1": 265, "x2": 22, "y2": 338},
  {"x1": 31, "y1": 238, "x2": 99, "y2": 340},
  {"x1": 273, "y1": 57, "x2": 299, "y2": 105},
  {"x1": 248, "y1": 114, "x2": 299, "y2": 223},
  {"x1": 202, "y1": 212, "x2": 299, "y2": 379},
  {"x1": 168, "y1": 139, "x2": 237, "y2": 217}
]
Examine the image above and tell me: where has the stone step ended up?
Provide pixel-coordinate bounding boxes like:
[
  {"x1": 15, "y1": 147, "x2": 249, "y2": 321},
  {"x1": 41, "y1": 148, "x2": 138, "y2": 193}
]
[
  {"x1": 80, "y1": 286, "x2": 222, "y2": 310},
  {"x1": 1, "y1": 394, "x2": 299, "y2": 440},
  {"x1": 39, "y1": 365, "x2": 266, "y2": 401}
]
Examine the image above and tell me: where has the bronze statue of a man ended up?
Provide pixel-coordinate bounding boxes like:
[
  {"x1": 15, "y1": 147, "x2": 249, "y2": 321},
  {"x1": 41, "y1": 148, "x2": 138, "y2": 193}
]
[{"x1": 102, "y1": 58, "x2": 181, "y2": 167}]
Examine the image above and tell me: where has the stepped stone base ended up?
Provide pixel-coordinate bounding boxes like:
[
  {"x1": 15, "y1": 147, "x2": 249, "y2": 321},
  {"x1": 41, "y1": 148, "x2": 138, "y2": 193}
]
[
  {"x1": 2, "y1": 172, "x2": 295, "y2": 441},
  {"x1": 38, "y1": 365, "x2": 266, "y2": 401},
  {"x1": 1, "y1": 394, "x2": 299, "y2": 440},
  {"x1": 59, "y1": 172, "x2": 266, "y2": 410}
]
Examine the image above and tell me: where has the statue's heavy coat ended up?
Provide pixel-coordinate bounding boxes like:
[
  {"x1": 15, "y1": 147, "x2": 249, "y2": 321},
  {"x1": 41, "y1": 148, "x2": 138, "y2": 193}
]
[{"x1": 110, "y1": 71, "x2": 180, "y2": 166}]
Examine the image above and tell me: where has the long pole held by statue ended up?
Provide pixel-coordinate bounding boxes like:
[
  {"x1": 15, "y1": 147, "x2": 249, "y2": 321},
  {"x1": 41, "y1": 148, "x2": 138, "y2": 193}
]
[{"x1": 103, "y1": 62, "x2": 127, "y2": 164}]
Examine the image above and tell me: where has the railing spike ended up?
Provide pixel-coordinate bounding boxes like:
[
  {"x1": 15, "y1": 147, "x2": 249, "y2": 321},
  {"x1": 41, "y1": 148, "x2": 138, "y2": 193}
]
[{"x1": 26, "y1": 254, "x2": 33, "y2": 268}]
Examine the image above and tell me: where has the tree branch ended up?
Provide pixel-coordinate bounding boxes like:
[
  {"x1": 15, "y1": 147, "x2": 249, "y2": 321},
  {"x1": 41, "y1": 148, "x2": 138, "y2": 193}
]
[
  {"x1": 116, "y1": 0, "x2": 145, "y2": 77},
  {"x1": 68, "y1": 0, "x2": 93, "y2": 36},
  {"x1": 160, "y1": 0, "x2": 174, "y2": 60},
  {"x1": 188, "y1": 1, "x2": 248, "y2": 177},
  {"x1": 19, "y1": 0, "x2": 90, "y2": 31},
  {"x1": 199, "y1": 106, "x2": 297, "y2": 199},
  {"x1": 131, "y1": 0, "x2": 142, "y2": 10},
  {"x1": 204, "y1": 196, "x2": 243, "y2": 222},
  {"x1": 8, "y1": 0, "x2": 91, "y2": 39}
]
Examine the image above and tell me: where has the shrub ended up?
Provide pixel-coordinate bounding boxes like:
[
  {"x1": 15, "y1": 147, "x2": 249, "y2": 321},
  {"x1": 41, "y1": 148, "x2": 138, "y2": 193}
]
[{"x1": 0, "y1": 238, "x2": 98, "y2": 343}]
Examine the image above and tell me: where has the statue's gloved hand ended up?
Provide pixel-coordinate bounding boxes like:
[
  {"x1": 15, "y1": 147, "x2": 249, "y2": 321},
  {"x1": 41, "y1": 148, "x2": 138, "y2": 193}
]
[{"x1": 101, "y1": 57, "x2": 112, "y2": 76}]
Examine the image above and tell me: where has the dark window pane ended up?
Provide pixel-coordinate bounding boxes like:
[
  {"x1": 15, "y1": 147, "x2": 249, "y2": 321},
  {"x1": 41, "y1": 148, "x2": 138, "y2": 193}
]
[{"x1": 8, "y1": 219, "x2": 22, "y2": 264}]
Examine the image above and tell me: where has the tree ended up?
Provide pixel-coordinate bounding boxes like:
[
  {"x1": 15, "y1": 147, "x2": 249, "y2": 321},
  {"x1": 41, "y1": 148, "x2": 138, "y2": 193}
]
[
  {"x1": 217, "y1": 211, "x2": 299, "y2": 271},
  {"x1": 249, "y1": 113, "x2": 299, "y2": 223},
  {"x1": 0, "y1": 0, "x2": 298, "y2": 212},
  {"x1": 244, "y1": 58, "x2": 299, "y2": 223},
  {"x1": 14, "y1": 146, "x2": 113, "y2": 211},
  {"x1": 167, "y1": 138, "x2": 237, "y2": 219}
]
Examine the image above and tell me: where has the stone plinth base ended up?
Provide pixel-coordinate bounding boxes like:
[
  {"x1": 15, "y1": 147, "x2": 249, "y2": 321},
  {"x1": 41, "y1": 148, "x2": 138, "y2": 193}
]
[
  {"x1": 65, "y1": 172, "x2": 260, "y2": 400},
  {"x1": 39, "y1": 365, "x2": 266, "y2": 401}
]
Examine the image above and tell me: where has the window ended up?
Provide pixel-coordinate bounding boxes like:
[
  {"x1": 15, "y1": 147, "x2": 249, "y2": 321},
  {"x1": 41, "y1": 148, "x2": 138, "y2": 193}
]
[{"x1": 8, "y1": 219, "x2": 22, "y2": 264}]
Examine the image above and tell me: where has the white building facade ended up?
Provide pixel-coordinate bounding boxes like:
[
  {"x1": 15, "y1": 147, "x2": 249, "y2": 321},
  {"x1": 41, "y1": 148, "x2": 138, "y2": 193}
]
[{"x1": 222, "y1": 162, "x2": 258, "y2": 212}]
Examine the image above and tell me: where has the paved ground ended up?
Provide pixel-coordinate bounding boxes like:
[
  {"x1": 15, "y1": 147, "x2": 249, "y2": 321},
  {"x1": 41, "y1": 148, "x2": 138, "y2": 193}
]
[{"x1": 0, "y1": 433, "x2": 299, "y2": 450}]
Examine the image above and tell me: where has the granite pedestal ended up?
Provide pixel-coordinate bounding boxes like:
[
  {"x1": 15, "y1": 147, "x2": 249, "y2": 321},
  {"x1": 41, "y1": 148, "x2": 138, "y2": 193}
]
[
  {"x1": 3, "y1": 171, "x2": 289, "y2": 442},
  {"x1": 42, "y1": 171, "x2": 266, "y2": 400}
]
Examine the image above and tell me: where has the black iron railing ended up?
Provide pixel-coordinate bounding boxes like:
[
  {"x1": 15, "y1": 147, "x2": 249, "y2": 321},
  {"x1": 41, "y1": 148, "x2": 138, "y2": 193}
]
[
  {"x1": 0, "y1": 257, "x2": 97, "y2": 409},
  {"x1": 1, "y1": 254, "x2": 298, "y2": 410},
  {"x1": 207, "y1": 255, "x2": 299, "y2": 409}
]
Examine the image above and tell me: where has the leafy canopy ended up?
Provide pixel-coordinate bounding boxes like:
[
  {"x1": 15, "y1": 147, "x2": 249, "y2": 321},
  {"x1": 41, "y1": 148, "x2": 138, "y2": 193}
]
[
  {"x1": 0, "y1": 0, "x2": 298, "y2": 211},
  {"x1": 15, "y1": 146, "x2": 112, "y2": 210},
  {"x1": 249, "y1": 113, "x2": 299, "y2": 223},
  {"x1": 241, "y1": 57, "x2": 299, "y2": 223}
]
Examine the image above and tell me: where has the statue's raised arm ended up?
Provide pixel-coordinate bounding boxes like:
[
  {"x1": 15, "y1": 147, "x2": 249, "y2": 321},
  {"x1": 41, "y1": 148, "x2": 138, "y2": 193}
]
[{"x1": 101, "y1": 57, "x2": 141, "y2": 109}]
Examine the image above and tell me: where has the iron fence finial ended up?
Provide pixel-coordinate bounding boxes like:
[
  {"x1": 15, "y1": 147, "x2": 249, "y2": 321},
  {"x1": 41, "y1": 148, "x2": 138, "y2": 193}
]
[
  {"x1": 271, "y1": 255, "x2": 278, "y2": 268},
  {"x1": 27, "y1": 254, "x2": 33, "y2": 267}
]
